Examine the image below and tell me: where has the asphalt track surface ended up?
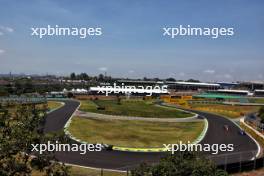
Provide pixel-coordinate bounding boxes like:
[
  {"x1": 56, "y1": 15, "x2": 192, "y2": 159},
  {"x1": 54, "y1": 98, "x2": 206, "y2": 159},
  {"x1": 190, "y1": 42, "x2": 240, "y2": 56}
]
[{"x1": 44, "y1": 100, "x2": 259, "y2": 170}]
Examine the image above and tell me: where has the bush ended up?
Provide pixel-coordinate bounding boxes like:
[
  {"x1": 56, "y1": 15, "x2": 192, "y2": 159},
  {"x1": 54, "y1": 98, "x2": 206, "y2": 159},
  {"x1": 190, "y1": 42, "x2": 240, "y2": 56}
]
[
  {"x1": 259, "y1": 106, "x2": 264, "y2": 123},
  {"x1": 97, "y1": 106, "x2": 105, "y2": 110},
  {"x1": 67, "y1": 92, "x2": 74, "y2": 98},
  {"x1": 131, "y1": 152, "x2": 228, "y2": 176}
]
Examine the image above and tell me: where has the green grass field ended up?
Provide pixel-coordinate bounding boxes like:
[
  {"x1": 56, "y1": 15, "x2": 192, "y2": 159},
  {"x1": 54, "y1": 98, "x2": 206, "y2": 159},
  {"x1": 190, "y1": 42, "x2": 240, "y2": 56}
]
[
  {"x1": 68, "y1": 116, "x2": 204, "y2": 148},
  {"x1": 190, "y1": 103, "x2": 260, "y2": 118},
  {"x1": 79, "y1": 99, "x2": 192, "y2": 118},
  {"x1": 248, "y1": 98, "x2": 264, "y2": 104},
  {"x1": 47, "y1": 101, "x2": 63, "y2": 111}
]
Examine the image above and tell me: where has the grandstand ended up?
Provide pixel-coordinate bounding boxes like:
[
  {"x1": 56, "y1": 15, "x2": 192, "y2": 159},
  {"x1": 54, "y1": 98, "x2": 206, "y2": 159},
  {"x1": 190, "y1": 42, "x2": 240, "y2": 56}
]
[
  {"x1": 193, "y1": 93, "x2": 249, "y2": 103},
  {"x1": 207, "y1": 89, "x2": 252, "y2": 96},
  {"x1": 254, "y1": 90, "x2": 264, "y2": 97},
  {"x1": 167, "y1": 81, "x2": 220, "y2": 91},
  {"x1": 216, "y1": 82, "x2": 238, "y2": 89},
  {"x1": 240, "y1": 81, "x2": 264, "y2": 90},
  {"x1": 117, "y1": 80, "x2": 221, "y2": 91}
]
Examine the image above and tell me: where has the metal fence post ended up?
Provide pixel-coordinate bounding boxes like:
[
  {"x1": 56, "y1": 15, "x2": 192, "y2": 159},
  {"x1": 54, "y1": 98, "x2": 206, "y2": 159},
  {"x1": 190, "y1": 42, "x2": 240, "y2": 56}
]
[
  {"x1": 101, "y1": 168, "x2": 103, "y2": 176},
  {"x1": 253, "y1": 152, "x2": 256, "y2": 170},
  {"x1": 224, "y1": 154, "x2": 227, "y2": 171},
  {"x1": 239, "y1": 152, "x2": 242, "y2": 173}
]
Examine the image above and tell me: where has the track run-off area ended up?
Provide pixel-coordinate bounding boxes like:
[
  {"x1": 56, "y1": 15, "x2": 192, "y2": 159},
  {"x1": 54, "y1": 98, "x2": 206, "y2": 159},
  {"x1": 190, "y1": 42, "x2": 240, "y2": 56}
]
[{"x1": 43, "y1": 99, "x2": 259, "y2": 171}]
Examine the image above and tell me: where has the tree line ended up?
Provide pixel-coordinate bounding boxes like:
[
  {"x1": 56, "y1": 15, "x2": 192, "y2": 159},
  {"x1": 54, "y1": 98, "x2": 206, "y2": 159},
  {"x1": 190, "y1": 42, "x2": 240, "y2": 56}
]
[{"x1": 0, "y1": 102, "x2": 70, "y2": 175}]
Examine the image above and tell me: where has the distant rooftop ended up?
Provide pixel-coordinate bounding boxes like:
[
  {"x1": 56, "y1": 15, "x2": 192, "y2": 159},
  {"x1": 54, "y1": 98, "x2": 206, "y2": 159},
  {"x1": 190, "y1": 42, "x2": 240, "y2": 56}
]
[{"x1": 173, "y1": 81, "x2": 220, "y2": 87}]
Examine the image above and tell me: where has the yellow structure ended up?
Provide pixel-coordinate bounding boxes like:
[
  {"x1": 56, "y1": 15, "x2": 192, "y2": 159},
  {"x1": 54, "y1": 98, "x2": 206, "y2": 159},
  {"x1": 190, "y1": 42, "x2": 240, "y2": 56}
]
[{"x1": 160, "y1": 95, "x2": 192, "y2": 108}]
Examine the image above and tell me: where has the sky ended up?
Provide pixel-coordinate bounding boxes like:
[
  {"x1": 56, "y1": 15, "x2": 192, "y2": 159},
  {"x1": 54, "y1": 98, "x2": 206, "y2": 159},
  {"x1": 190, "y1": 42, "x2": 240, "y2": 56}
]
[{"x1": 0, "y1": 0, "x2": 263, "y2": 82}]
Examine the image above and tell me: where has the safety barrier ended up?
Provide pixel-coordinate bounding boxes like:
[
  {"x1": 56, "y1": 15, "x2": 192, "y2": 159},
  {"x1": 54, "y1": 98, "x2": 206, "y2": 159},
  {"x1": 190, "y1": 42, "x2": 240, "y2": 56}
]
[
  {"x1": 0, "y1": 97, "x2": 47, "y2": 105},
  {"x1": 216, "y1": 153, "x2": 264, "y2": 174}
]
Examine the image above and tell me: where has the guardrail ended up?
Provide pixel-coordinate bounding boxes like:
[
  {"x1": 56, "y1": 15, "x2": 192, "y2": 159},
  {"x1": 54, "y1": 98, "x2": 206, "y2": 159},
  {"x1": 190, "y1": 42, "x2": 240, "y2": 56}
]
[
  {"x1": 216, "y1": 151, "x2": 263, "y2": 174},
  {"x1": 244, "y1": 114, "x2": 264, "y2": 132},
  {"x1": 0, "y1": 97, "x2": 47, "y2": 105}
]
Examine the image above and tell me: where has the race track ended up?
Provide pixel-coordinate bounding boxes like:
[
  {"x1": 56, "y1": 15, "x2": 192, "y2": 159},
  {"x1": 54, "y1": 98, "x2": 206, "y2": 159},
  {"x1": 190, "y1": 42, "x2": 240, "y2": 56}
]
[{"x1": 44, "y1": 99, "x2": 259, "y2": 170}]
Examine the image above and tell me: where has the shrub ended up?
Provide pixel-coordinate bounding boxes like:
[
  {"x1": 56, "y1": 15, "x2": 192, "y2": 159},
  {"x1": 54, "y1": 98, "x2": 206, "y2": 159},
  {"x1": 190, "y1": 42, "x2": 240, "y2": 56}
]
[
  {"x1": 259, "y1": 106, "x2": 264, "y2": 123},
  {"x1": 131, "y1": 152, "x2": 228, "y2": 176}
]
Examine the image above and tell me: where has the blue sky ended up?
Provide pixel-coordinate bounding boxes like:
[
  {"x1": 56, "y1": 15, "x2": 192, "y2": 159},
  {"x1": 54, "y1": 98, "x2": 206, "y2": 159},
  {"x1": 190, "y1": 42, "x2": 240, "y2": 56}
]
[{"x1": 0, "y1": 0, "x2": 263, "y2": 81}]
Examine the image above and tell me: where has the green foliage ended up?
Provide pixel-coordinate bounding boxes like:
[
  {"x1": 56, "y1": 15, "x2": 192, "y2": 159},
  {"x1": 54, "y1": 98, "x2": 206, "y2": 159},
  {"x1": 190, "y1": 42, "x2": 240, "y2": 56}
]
[
  {"x1": 70, "y1": 72, "x2": 76, "y2": 80},
  {"x1": 131, "y1": 163, "x2": 152, "y2": 176},
  {"x1": 81, "y1": 100, "x2": 191, "y2": 118},
  {"x1": 0, "y1": 86, "x2": 8, "y2": 96},
  {"x1": 0, "y1": 104, "x2": 69, "y2": 176},
  {"x1": 259, "y1": 106, "x2": 264, "y2": 123},
  {"x1": 131, "y1": 152, "x2": 228, "y2": 176},
  {"x1": 67, "y1": 92, "x2": 74, "y2": 98}
]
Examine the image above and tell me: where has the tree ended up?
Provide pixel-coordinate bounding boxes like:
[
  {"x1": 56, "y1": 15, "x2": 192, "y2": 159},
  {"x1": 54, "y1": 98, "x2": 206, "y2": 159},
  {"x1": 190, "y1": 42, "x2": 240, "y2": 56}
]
[
  {"x1": 0, "y1": 103, "x2": 70, "y2": 175},
  {"x1": 166, "y1": 78, "x2": 176, "y2": 82},
  {"x1": 79, "y1": 73, "x2": 89, "y2": 80},
  {"x1": 98, "y1": 74, "x2": 104, "y2": 82},
  {"x1": 131, "y1": 152, "x2": 228, "y2": 176},
  {"x1": 5, "y1": 83, "x2": 14, "y2": 95},
  {"x1": 70, "y1": 72, "x2": 76, "y2": 80},
  {"x1": 259, "y1": 106, "x2": 264, "y2": 123},
  {"x1": 143, "y1": 77, "x2": 149, "y2": 81},
  {"x1": 24, "y1": 79, "x2": 34, "y2": 93},
  {"x1": 131, "y1": 163, "x2": 151, "y2": 176},
  {"x1": 14, "y1": 81, "x2": 23, "y2": 95},
  {"x1": 186, "y1": 79, "x2": 200, "y2": 83},
  {"x1": 153, "y1": 78, "x2": 161, "y2": 82},
  {"x1": 67, "y1": 92, "x2": 74, "y2": 98},
  {"x1": 0, "y1": 86, "x2": 8, "y2": 96}
]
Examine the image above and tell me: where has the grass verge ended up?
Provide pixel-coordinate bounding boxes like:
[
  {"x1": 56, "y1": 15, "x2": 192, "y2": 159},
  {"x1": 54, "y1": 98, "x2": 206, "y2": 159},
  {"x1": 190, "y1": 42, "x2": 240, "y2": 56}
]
[
  {"x1": 79, "y1": 99, "x2": 192, "y2": 118},
  {"x1": 190, "y1": 104, "x2": 260, "y2": 118},
  {"x1": 47, "y1": 101, "x2": 63, "y2": 111},
  {"x1": 248, "y1": 98, "x2": 264, "y2": 104},
  {"x1": 68, "y1": 116, "x2": 204, "y2": 148}
]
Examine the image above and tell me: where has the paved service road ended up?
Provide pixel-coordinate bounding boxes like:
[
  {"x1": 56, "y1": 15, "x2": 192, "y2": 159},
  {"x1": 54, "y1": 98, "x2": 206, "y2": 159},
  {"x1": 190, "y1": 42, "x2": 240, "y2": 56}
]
[{"x1": 44, "y1": 100, "x2": 259, "y2": 170}]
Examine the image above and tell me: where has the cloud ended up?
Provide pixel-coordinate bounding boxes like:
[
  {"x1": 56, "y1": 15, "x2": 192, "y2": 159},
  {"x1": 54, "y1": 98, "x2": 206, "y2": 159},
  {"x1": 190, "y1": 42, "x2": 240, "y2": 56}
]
[
  {"x1": 224, "y1": 74, "x2": 232, "y2": 79},
  {"x1": 204, "y1": 69, "x2": 215, "y2": 74},
  {"x1": 75, "y1": 61, "x2": 81, "y2": 65},
  {"x1": 98, "y1": 67, "x2": 108, "y2": 71},
  {"x1": 0, "y1": 26, "x2": 14, "y2": 35},
  {"x1": 0, "y1": 49, "x2": 5, "y2": 54},
  {"x1": 128, "y1": 70, "x2": 135, "y2": 73},
  {"x1": 4, "y1": 27, "x2": 14, "y2": 33},
  {"x1": 179, "y1": 72, "x2": 185, "y2": 76}
]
